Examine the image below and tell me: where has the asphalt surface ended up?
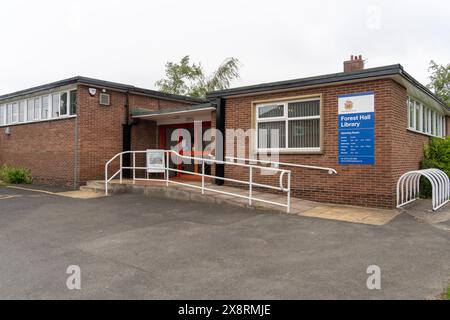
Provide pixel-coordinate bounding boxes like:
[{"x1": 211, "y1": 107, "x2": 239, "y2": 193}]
[{"x1": 0, "y1": 186, "x2": 448, "y2": 299}]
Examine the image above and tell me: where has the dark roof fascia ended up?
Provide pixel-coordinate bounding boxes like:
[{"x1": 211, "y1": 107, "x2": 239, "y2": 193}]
[
  {"x1": 131, "y1": 102, "x2": 214, "y2": 117},
  {"x1": 0, "y1": 77, "x2": 79, "y2": 101},
  {"x1": 206, "y1": 65, "x2": 403, "y2": 98},
  {"x1": 206, "y1": 64, "x2": 448, "y2": 110},
  {"x1": 76, "y1": 76, "x2": 206, "y2": 104},
  {"x1": 0, "y1": 76, "x2": 206, "y2": 105},
  {"x1": 396, "y1": 68, "x2": 449, "y2": 111}
]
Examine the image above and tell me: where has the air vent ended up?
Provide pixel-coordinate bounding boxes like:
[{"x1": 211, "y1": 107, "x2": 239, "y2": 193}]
[{"x1": 99, "y1": 93, "x2": 110, "y2": 106}]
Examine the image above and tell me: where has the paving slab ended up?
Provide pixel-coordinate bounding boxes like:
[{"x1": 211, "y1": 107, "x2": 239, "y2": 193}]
[{"x1": 298, "y1": 205, "x2": 400, "y2": 225}]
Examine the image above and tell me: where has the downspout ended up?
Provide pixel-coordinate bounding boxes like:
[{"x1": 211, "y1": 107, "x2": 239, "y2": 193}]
[
  {"x1": 73, "y1": 108, "x2": 78, "y2": 190},
  {"x1": 122, "y1": 90, "x2": 132, "y2": 178},
  {"x1": 215, "y1": 97, "x2": 225, "y2": 185}
]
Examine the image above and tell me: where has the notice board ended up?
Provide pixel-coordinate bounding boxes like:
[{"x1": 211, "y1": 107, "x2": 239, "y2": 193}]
[
  {"x1": 146, "y1": 149, "x2": 166, "y2": 173},
  {"x1": 337, "y1": 92, "x2": 375, "y2": 165}
]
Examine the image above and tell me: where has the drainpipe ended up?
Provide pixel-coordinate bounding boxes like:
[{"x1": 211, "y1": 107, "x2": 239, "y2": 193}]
[
  {"x1": 122, "y1": 90, "x2": 132, "y2": 178},
  {"x1": 215, "y1": 97, "x2": 225, "y2": 185},
  {"x1": 73, "y1": 110, "x2": 79, "y2": 190}
]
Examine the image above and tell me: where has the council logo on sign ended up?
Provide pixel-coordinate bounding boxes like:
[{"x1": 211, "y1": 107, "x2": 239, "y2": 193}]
[{"x1": 344, "y1": 100, "x2": 353, "y2": 111}]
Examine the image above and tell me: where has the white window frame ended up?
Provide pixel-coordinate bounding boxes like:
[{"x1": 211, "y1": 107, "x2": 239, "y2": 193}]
[
  {"x1": 0, "y1": 88, "x2": 77, "y2": 127},
  {"x1": 255, "y1": 97, "x2": 322, "y2": 153},
  {"x1": 6, "y1": 103, "x2": 12, "y2": 124},
  {"x1": 11, "y1": 102, "x2": 19, "y2": 124},
  {"x1": 34, "y1": 97, "x2": 42, "y2": 120},
  {"x1": 407, "y1": 96, "x2": 445, "y2": 138},
  {"x1": 52, "y1": 92, "x2": 60, "y2": 118},
  {"x1": 41, "y1": 95, "x2": 49, "y2": 120},
  {"x1": 18, "y1": 100, "x2": 26, "y2": 122},
  {"x1": 59, "y1": 91, "x2": 68, "y2": 116},
  {"x1": 0, "y1": 104, "x2": 5, "y2": 125}
]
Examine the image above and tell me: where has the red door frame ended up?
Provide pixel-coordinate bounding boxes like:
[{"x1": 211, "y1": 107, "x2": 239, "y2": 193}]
[
  {"x1": 158, "y1": 122, "x2": 212, "y2": 150},
  {"x1": 158, "y1": 122, "x2": 212, "y2": 178}
]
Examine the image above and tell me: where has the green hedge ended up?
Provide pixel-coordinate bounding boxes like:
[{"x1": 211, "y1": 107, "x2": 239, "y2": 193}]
[
  {"x1": 0, "y1": 165, "x2": 33, "y2": 184},
  {"x1": 420, "y1": 137, "x2": 450, "y2": 197}
]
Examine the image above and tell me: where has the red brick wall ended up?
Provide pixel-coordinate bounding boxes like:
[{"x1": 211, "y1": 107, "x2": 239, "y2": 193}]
[
  {"x1": 0, "y1": 84, "x2": 198, "y2": 188},
  {"x1": 77, "y1": 86, "x2": 197, "y2": 185},
  {"x1": 218, "y1": 79, "x2": 427, "y2": 208},
  {"x1": 76, "y1": 85, "x2": 126, "y2": 185},
  {"x1": 0, "y1": 118, "x2": 77, "y2": 187},
  {"x1": 389, "y1": 82, "x2": 430, "y2": 204}
]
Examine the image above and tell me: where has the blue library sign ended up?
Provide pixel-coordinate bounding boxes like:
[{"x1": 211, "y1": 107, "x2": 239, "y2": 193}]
[{"x1": 338, "y1": 92, "x2": 375, "y2": 165}]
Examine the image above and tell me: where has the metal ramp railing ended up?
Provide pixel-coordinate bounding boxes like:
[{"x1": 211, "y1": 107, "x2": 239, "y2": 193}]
[
  {"x1": 105, "y1": 150, "x2": 292, "y2": 212},
  {"x1": 104, "y1": 150, "x2": 339, "y2": 213},
  {"x1": 396, "y1": 168, "x2": 450, "y2": 211}
]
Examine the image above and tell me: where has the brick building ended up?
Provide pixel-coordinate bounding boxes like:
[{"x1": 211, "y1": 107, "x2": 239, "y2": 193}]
[
  {"x1": 0, "y1": 57, "x2": 449, "y2": 208},
  {"x1": 205, "y1": 57, "x2": 449, "y2": 208},
  {"x1": 0, "y1": 77, "x2": 205, "y2": 187}
]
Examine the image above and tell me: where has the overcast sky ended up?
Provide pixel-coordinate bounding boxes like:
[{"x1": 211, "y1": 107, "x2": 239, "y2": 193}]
[{"x1": 0, "y1": 0, "x2": 448, "y2": 95}]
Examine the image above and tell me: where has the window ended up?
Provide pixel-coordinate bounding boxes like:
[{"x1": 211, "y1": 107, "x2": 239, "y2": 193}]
[
  {"x1": 42, "y1": 96, "x2": 49, "y2": 119},
  {"x1": 422, "y1": 106, "x2": 427, "y2": 133},
  {"x1": 256, "y1": 98, "x2": 321, "y2": 151},
  {"x1": 34, "y1": 97, "x2": 41, "y2": 120},
  {"x1": 415, "y1": 101, "x2": 421, "y2": 131},
  {"x1": 52, "y1": 93, "x2": 60, "y2": 118},
  {"x1": 19, "y1": 101, "x2": 25, "y2": 122},
  {"x1": 437, "y1": 114, "x2": 442, "y2": 137},
  {"x1": 0, "y1": 105, "x2": 5, "y2": 125},
  {"x1": 408, "y1": 99, "x2": 414, "y2": 128},
  {"x1": 27, "y1": 99, "x2": 34, "y2": 121},
  {"x1": 69, "y1": 90, "x2": 77, "y2": 115},
  {"x1": 60, "y1": 92, "x2": 67, "y2": 116},
  {"x1": 407, "y1": 97, "x2": 445, "y2": 137},
  {"x1": 0, "y1": 88, "x2": 77, "y2": 126},
  {"x1": 6, "y1": 104, "x2": 12, "y2": 123},
  {"x1": 12, "y1": 103, "x2": 19, "y2": 123}
]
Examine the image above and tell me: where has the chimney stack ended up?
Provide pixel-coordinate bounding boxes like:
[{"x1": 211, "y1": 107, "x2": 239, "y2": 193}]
[{"x1": 344, "y1": 55, "x2": 364, "y2": 72}]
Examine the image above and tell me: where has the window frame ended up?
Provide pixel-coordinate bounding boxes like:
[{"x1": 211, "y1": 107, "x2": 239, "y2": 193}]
[
  {"x1": 41, "y1": 95, "x2": 49, "y2": 120},
  {"x1": 0, "y1": 87, "x2": 77, "y2": 127},
  {"x1": 18, "y1": 100, "x2": 26, "y2": 122},
  {"x1": 11, "y1": 102, "x2": 19, "y2": 124},
  {"x1": 254, "y1": 95, "x2": 322, "y2": 154},
  {"x1": 0, "y1": 104, "x2": 5, "y2": 125},
  {"x1": 33, "y1": 97, "x2": 42, "y2": 120},
  {"x1": 407, "y1": 96, "x2": 445, "y2": 138}
]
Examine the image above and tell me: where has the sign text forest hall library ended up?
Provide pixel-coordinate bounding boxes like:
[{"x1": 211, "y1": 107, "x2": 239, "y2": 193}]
[{"x1": 337, "y1": 92, "x2": 375, "y2": 165}]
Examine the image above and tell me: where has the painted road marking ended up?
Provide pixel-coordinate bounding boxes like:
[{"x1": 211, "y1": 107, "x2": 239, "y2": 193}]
[
  {"x1": 6, "y1": 186, "x2": 104, "y2": 199},
  {"x1": 6, "y1": 185, "x2": 61, "y2": 195},
  {"x1": 0, "y1": 195, "x2": 20, "y2": 200}
]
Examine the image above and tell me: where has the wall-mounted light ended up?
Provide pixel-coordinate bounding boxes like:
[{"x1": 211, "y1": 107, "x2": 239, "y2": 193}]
[{"x1": 4, "y1": 127, "x2": 11, "y2": 135}]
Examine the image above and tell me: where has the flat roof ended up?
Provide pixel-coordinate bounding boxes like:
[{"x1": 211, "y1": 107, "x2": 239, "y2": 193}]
[
  {"x1": 206, "y1": 64, "x2": 449, "y2": 111},
  {"x1": 0, "y1": 76, "x2": 206, "y2": 104},
  {"x1": 131, "y1": 103, "x2": 214, "y2": 118}
]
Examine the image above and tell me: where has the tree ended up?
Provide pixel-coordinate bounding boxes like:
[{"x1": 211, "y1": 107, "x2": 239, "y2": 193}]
[
  {"x1": 427, "y1": 60, "x2": 450, "y2": 107},
  {"x1": 155, "y1": 56, "x2": 240, "y2": 98}
]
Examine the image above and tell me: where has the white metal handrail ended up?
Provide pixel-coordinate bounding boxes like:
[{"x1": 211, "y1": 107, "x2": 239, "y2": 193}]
[
  {"x1": 220, "y1": 155, "x2": 338, "y2": 175},
  {"x1": 396, "y1": 168, "x2": 450, "y2": 211},
  {"x1": 105, "y1": 150, "x2": 292, "y2": 212}
]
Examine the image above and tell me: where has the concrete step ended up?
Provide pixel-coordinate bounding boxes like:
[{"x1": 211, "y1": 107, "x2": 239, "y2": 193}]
[
  {"x1": 85, "y1": 180, "x2": 106, "y2": 189},
  {"x1": 80, "y1": 185, "x2": 105, "y2": 194}
]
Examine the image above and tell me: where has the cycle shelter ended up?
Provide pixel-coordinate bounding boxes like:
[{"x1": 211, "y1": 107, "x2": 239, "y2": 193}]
[{"x1": 396, "y1": 168, "x2": 450, "y2": 211}]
